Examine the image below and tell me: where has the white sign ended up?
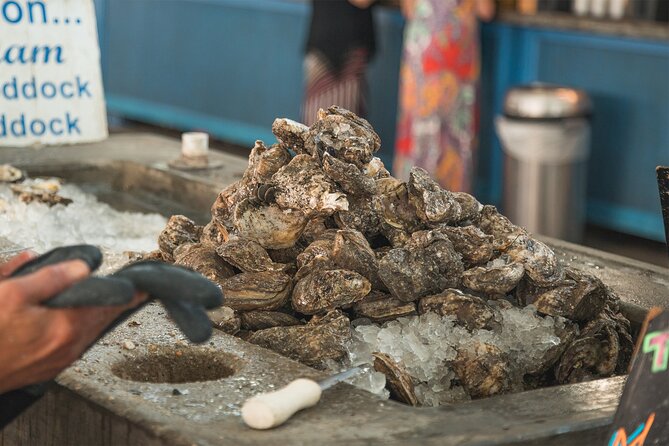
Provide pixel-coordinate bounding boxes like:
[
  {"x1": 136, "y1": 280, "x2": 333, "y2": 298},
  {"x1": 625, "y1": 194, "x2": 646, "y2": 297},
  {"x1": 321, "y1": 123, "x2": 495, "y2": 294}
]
[{"x1": 0, "y1": 0, "x2": 107, "y2": 146}]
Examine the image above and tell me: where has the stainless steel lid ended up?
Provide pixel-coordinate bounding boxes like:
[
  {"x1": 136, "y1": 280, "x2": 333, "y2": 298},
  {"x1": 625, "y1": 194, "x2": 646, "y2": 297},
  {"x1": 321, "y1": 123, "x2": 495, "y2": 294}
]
[{"x1": 503, "y1": 83, "x2": 592, "y2": 119}]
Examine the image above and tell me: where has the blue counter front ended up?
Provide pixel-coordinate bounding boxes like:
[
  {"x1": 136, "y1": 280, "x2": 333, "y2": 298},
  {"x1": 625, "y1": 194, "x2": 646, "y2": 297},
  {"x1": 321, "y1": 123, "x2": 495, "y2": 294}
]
[{"x1": 94, "y1": 1, "x2": 669, "y2": 242}]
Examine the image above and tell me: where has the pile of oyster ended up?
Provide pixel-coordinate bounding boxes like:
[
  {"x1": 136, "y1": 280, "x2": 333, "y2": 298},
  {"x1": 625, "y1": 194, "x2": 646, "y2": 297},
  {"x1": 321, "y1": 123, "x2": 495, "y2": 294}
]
[
  {"x1": 0, "y1": 164, "x2": 72, "y2": 207},
  {"x1": 151, "y1": 107, "x2": 633, "y2": 405}
]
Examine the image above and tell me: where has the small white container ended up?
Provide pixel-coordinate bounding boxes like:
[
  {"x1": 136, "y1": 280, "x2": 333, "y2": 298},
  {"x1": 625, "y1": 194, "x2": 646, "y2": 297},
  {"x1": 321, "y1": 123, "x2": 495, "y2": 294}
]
[
  {"x1": 590, "y1": 0, "x2": 608, "y2": 17},
  {"x1": 573, "y1": 0, "x2": 589, "y2": 16},
  {"x1": 181, "y1": 132, "x2": 209, "y2": 158},
  {"x1": 608, "y1": 0, "x2": 626, "y2": 19}
]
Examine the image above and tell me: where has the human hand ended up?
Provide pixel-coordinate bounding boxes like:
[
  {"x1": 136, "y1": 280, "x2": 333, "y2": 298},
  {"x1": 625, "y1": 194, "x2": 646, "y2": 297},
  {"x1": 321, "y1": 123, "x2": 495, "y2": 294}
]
[{"x1": 0, "y1": 253, "x2": 146, "y2": 394}]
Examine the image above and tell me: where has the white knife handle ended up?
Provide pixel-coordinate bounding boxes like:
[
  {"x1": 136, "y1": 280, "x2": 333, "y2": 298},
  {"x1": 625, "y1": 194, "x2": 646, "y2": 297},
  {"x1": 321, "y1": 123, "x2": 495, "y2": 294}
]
[{"x1": 241, "y1": 378, "x2": 322, "y2": 430}]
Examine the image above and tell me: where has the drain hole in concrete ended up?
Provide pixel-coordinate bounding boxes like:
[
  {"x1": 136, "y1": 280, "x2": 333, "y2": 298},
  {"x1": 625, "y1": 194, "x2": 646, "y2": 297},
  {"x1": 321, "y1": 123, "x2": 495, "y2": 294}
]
[{"x1": 111, "y1": 348, "x2": 239, "y2": 383}]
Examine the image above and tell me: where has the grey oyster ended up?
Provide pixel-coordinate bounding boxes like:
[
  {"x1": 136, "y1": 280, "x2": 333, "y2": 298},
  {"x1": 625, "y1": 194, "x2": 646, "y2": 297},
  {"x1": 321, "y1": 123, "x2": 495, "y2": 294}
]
[
  {"x1": 452, "y1": 192, "x2": 482, "y2": 222},
  {"x1": 272, "y1": 118, "x2": 309, "y2": 154},
  {"x1": 222, "y1": 271, "x2": 292, "y2": 311},
  {"x1": 352, "y1": 291, "x2": 417, "y2": 323},
  {"x1": 517, "y1": 268, "x2": 608, "y2": 321},
  {"x1": 453, "y1": 342, "x2": 512, "y2": 399},
  {"x1": 407, "y1": 167, "x2": 461, "y2": 224},
  {"x1": 437, "y1": 225, "x2": 494, "y2": 266},
  {"x1": 292, "y1": 269, "x2": 371, "y2": 315},
  {"x1": 476, "y1": 205, "x2": 527, "y2": 251},
  {"x1": 216, "y1": 237, "x2": 288, "y2": 273},
  {"x1": 239, "y1": 311, "x2": 302, "y2": 331},
  {"x1": 211, "y1": 180, "x2": 252, "y2": 240},
  {"x1": 418, "y1": 289, "x2": 499, "y2": 331},
  {"x1": 247, "y1": 140, "x2": 291, "y2": 184},
  {"x1": 207, "y1": 306, "x2": 241, "y2": 335},
  {"x1": 322, "y1": 153, "x2": 376, "y2": 196},
  {"x1": 247, "y1": 309, "x2": 351, "y2": 368},
  {"x1": 334, "y1": 194, "x2": 382, "y2": 239},
  {"x1": 304, "y1": 106, "x2": 381, "y2": 167},
  {"x1": 378, "y1": 230, "x2": 463, "y2": 302},
  {"x1": 173, "y1": 243, "x2": 236, "y2": 284},
  {"x1": 373, "y1": 352, "x2": 419, "y2": 406},
  {"x1": 506, "y1": 236, "x2": 564, "y2": 286},
  {"x1": 373, "y1": 178, "x2": 423, "y2": 239},
  {"x1": 158, "y1": 215, "x2": 202, "y2": 262},
  {"x1": 331, "y1": 229, "x2": 384, "y2": 290},
  {"x1": 270, "y1": 154, "x2": 348, "y2": 217},
  {"x1": 461, "y1": 257, "x2": 525, "y2": 295},
  {"x1": 233, "y1": 198, "x2": 308, "y2": 249}
]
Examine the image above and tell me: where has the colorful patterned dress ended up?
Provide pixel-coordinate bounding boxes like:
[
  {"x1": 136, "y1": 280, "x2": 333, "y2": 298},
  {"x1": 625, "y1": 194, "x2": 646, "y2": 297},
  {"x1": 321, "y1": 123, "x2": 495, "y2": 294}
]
[{"x1": 393, "y1": 0, "x2": 480, "y2": 193}]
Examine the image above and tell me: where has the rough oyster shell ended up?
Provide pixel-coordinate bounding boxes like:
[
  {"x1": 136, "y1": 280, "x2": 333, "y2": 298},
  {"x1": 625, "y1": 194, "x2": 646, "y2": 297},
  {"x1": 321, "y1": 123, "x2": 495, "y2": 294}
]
[
  {"x1": 200, "y1": 219, "x2": 226, "y2": 246},
  {"x1": 517, "y1": 268, "x2": 608, "y2": 321},
  {"x1": 452, "y1": 192, "x2": 482, "y2": 222},
  {"x1": 211, "y1": 180, "x2": 251, "y2": 239},
  {"x1": 222, "y1": 271, "x2": 292, "y2": 311},
  {"x1": 248, "y1": 140, "x2": 291, "y2": 184},
  {"x1": 334, "y1": 194, "x2": 382, "y2": 240},
  {"x1": 304, "y1": 106, "x2": 381, "y2": 167},
  {"x1": 173, "y1": 243, "x2": 236, "y2": 284},
  {"x1": 216, "y1": 237, "x2": 287, "y2": 273},
  {"x1": 378, "y1": 230, "x2": 463, "y2": 302},
  {"x1": 233, "y1": 198, "x2": 307, "y2": 249},
  {"x1": 207, "y1": 306, "x2": 241, "y2": 335},
  {"x1": 292, "y1": 269, "x2": 371, "y2": 315},
  {"x1": 437, "y1": 225, "x2": 494, "y2": 266},
  {"x1": 362, "y1": 157, "x2": 390, "y2": 180},
  {"x1": 407, "y1": 167, "x2": 461, "y2": 224},
  {"x1": 158, "y1": 215, "x2": 202, "y2": 262},
  {"x1": 475, "y1": 205, "x2": 527, "y2": 251},
  {"x1": 352, "y1": 290, "x2": 417, "y2": 323},
  {"x1": 272, "y1": 118, "x2": 309, "y2": 154},
  {"x1": 239, "y1": 310, "x2": 302, "y2": 331},
  {"x1": 418, "y1": 289, "x2": 499, "y2": 331},
  {"x1": 506, "y1": 236, "x2": 564, "y2": 286},
  {"x1": 247, "y1": 309, "x2": 351, "y2": 368},
  {"x1": 461, "y1": 257, "x2": 525, "y2": 295},
  {"x1": 331, "y1": 229, "x2": 384, "y2": 290},
  {"x1": 11, "y1": 183, "x2": 72, "y2": 207},
  {"x1": 555, "y1": 316, "x2": 622, "y2": 384},
  {"x1": 0, "y1": 164, "x2": 25, "y2": 183},
  {"x1": 373, "y1": 352, "x2": 419, "y2": 406},
  {"x1": 373, "y1": 179, "x2": 423, "y2": 237},
  {"x1": 453, "y1": 342, "x2": 512, "y2": 399},
  {"x1": 322, "y1": 153, "x2": 376, "y2": 196}
]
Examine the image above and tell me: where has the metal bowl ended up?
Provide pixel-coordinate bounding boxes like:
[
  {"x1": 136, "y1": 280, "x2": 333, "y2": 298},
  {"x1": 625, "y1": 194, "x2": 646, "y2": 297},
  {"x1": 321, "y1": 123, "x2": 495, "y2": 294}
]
[{"x1": 503, "y1": 83, "x2": 592, "y2": 119}]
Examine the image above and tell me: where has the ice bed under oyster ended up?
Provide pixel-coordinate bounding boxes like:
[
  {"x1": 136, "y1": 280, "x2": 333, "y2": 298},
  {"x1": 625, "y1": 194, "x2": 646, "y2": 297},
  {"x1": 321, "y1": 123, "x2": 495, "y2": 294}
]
[{"x1": 148, "y1": 106, "x2": 634, "y2": 407}]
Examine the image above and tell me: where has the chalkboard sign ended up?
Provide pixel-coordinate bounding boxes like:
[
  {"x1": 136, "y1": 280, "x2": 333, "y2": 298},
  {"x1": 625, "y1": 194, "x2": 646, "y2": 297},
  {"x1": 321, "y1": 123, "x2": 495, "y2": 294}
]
[{"x1": 607, "y1": 308, "x2": 669, "y2": 445}]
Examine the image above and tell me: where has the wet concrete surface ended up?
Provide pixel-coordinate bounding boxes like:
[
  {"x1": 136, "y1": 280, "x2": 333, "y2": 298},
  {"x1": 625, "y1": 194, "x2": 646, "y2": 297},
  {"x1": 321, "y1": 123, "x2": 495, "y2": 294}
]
[{"x1": 1, "y1": 133, "x2": 668, "y2": 445}]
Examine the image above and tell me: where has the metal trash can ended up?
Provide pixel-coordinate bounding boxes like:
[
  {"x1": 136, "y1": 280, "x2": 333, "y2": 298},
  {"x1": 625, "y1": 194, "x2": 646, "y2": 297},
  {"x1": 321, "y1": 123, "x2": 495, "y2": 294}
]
[{"x1": 495, "y1": 84, "x2": 592, "y2": 243}]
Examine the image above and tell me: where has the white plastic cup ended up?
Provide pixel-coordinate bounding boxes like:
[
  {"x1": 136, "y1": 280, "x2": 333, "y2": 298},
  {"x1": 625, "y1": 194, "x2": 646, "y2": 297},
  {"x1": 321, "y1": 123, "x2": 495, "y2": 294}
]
[{"x1": 181, "y1": 132, "x2": 209, "y2": 158}]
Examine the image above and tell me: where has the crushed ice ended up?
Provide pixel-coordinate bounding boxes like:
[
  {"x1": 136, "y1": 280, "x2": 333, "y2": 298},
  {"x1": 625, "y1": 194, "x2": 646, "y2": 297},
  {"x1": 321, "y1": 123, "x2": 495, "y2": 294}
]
[
  {"x1": 0, "y1": 178, "x2": 166, "y2": 273},
  {"x1": 343, "y1": 302, "x2": 564, "y2": 406}
]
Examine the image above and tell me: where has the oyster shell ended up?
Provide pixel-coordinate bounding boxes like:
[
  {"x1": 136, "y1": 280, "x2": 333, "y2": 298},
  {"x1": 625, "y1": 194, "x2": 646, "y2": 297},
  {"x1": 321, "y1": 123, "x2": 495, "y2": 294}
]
[
  {"x1": 304, "y1": 106, "x2": 381, "y2": 167},
  {"x1": 296, "y1": 232, "x2": 337, "y2": 269},
  {"x1": 362, "y1": 157, "x2": 390, "y2": 180},
  {"x1": 173, "y1": 243, "x2": 236, "y2": 284},
  {"x1": 0, "y1": 164, "x2": 25, "y2": 183},
  {"x1": 272, "y1": 118, "x2": 309, "y2": 154},
  {"x1": 207, "y1": 306, "x2": 241, "y2": 335},
  {"x1": 517, "y1": 268, "x2": 608, "y2": 321},
  {"x1": 200, "y1": 219, "x2": 226, "y2": 246},
  {"x1": 239, "y1": 311, "x2": 302, "y2": 331},
  {"x1": 555, "y1": 316, "x2": 622, "y2": 384},
  {"x1": 322, "y1": 153, "x2": 376, "y2": 196},
  {"x1": 11, "y1": 183, "x2": 72, "y2": 207},
  {"x1": 452, "y1": 192, "x2": 482, "y2": 222},
  {"x1": 331, "y1": 229, "x2": 384, "y2": 290},
  {"x1": 233, "y1": 198, "x2": 307, "y2": 249},
  {"x1": 418, "y1": 289, "x2": 499, "y2": 331},
  {"x1": 437, "y1": 225, "x2": 494, "y2": 266},
  {"x1": 334, "y1": 194, "x2": 382, "y2": 239},
  {"x1": 352, "y1": 291, "x2": 417, "y2": 323},
  {"x1": 247, "y1": 309, "x2": 351, "y2": 368},
  {"x1": 373, "y1": 179, "x2": 423, "y2": 238},
  {"x1": 506, "y1": 236, "x2": 564, "y2": 286},
  {"x1": 158, "y1": 215, "x2": 202, "y2": 262},
  {"x1": 378, "y1": 230, "x2": 463, "y2": 302},
  {"x1": 373, "y1": 352, "x2": 419, "y2": 406},
  {"x1": 461, "y1": 257, "x2": 525, "y2": 295},
  {"x1": 453, "y1": 342, "x2": 512, "y2": 399},
  {"x1": 407, "y1": 167, "x2": 461, "y2": 224},
  {"x1": 292, "y1": 269, "x2": 371, "y2": 315},
  {"x1": 222, "y1": 271, "x2": 292, "y2": 311},
  {"x1": 216, "y1": 237, "x2": 287, "y2": 273},
  {"x1": 270, "y1": 154, "x2": 348, "y2": 217},
  {"x1": 475, "y1": 205, "x2": 526, "y2": 251},
  {"x1": 211, "y1": 180, "x2": 252, "y2": 239},
  {"x1": 248, "y1": 140, "x2": 291, "y2": 184}
]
